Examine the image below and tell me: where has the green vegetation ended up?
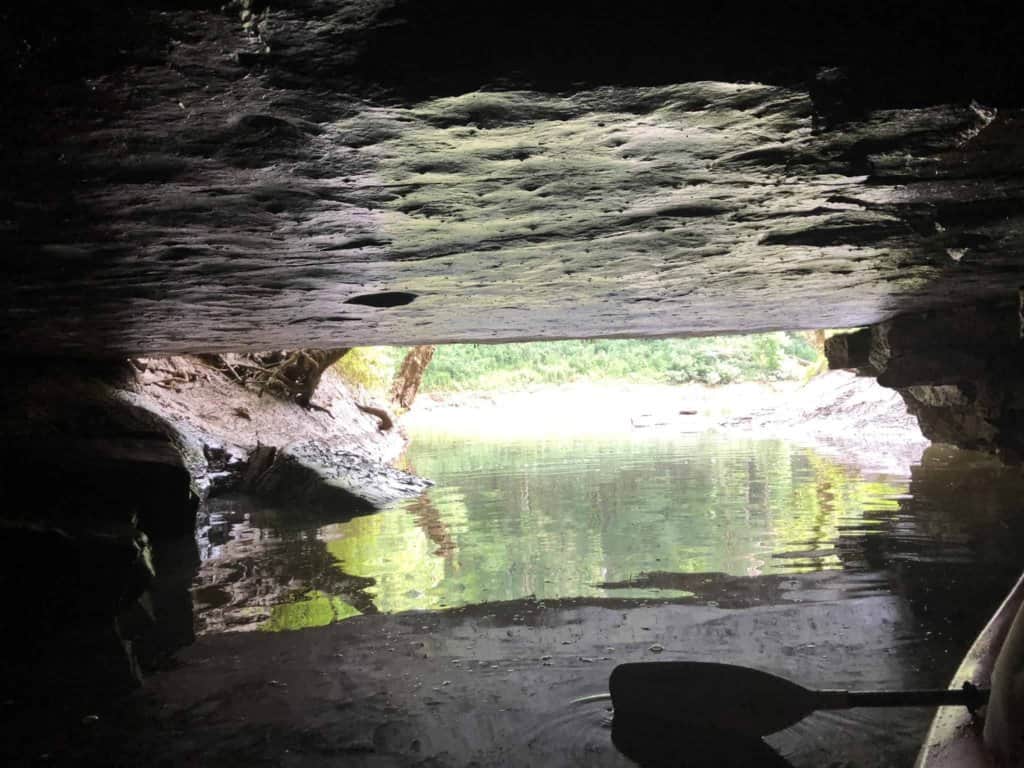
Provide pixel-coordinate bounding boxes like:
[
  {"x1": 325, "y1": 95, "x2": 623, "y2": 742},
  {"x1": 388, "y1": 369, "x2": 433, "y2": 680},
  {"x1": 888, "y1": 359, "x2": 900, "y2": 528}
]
[
  {"x1": 334, "y1": 346, "x2": 396, "y2": 393},
  {"x1": 413, "y1": 334, "x2": 816, "y2": 391},
  {"x1": 335, "y1": 333, "x2": 821, "y2": 394}
]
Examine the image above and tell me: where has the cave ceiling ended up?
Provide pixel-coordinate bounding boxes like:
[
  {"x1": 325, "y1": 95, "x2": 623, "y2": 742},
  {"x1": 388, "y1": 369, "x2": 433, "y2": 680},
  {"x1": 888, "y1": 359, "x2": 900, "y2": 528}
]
[{"x1": 3, "y1": 1, "x2": 1023, "y2": 356}]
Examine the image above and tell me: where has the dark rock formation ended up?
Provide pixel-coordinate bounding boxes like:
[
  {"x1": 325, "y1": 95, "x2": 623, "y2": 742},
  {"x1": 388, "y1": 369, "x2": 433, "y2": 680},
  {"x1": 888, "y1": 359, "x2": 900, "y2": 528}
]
[
  {"x1": 0, "y1": 362, "x2": 199, "y2": 702},
  {"x1": 0, "y1": 356, "x2": 427, "y2": 704},
  {"x1": 2, "y1": 2, "x2": 1023, "y2": 355},
  {"x1": 2, "y1": 362, "x2": 200, "y2": 537},
  {"x1": 240, "y1": 440, "x2": 430, "y2": 520},
  {"x1": 0, "y1": 517, "x2": 155, "y2": 701},
  {"x1": 827, "y1": 300, "x2": 1024, "y2": 463},
  {"x1": 824, "y1": 329, "x2": 872, "y2": 371}
]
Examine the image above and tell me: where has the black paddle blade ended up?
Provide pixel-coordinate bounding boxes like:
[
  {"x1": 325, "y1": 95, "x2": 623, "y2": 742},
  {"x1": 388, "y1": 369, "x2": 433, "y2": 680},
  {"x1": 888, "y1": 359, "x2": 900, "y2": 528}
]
[{"x1": 609, "y1": 662, "x2": 819, "y2": 737}]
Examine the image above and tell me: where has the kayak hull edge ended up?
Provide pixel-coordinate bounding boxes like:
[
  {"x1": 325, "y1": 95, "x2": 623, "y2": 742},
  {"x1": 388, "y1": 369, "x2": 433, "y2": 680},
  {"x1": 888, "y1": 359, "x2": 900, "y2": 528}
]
[{"x1": 915, "y1": 572, "x2": 1024, "y2": 768}]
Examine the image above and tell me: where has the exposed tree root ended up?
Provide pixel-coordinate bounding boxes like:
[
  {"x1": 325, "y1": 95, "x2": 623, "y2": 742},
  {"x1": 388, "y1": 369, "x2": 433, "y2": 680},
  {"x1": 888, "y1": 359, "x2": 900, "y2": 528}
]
[
  {"x1": 197, "y1": 349, "x2": 350, "y2": 408},
  {"x1": 356, "y1": 403, "x2": 394, "y2": 432}
]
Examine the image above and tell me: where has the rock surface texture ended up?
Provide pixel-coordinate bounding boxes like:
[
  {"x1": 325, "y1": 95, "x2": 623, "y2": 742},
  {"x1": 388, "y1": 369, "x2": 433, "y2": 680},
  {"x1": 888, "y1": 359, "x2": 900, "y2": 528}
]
[
  {"x1": 0, "y1": 357, "x2": 425, "y2": 701},
  {"x1": 3, "y1": 2, "x2": 1024, "y2": 355},
  {"x1": 826, "y1": 301, "x2": 1024, "y2": 463}
]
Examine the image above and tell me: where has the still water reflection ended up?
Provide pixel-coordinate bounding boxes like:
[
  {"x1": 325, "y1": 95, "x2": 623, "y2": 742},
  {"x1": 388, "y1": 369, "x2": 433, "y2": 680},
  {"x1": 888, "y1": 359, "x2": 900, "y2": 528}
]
[{"x1": 193, "y1": 432, "x2": 1024, "y2": 637}]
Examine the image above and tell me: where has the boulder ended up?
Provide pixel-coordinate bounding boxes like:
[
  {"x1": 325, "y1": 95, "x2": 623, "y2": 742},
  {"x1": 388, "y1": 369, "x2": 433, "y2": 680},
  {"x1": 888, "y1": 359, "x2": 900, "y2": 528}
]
[{"x1": 241, "y1": 440, "x2": 431, "y2": 523}]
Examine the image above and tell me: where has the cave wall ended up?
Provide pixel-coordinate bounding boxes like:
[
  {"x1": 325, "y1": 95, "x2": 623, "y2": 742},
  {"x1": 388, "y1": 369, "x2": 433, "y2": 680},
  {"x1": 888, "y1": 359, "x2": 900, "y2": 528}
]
[
  {"x1": 0, "y1": 356, "x2": 423, "y2": 702},
  {"x1": 0, "y1": 361, "x2": 200, "y2": 703},
  {"x1": 826, "y1": 300, "x2": 1024, "y2": 463},
  {"x1": 2, "y1": 1, "x2": 1024, "y2": 355}
]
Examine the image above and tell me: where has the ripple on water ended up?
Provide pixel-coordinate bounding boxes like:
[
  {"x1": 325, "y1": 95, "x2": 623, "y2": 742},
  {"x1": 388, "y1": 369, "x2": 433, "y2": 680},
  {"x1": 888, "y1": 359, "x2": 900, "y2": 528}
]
[{"x1": 521, "y1": 703, "x2": 623, "y2": 766}]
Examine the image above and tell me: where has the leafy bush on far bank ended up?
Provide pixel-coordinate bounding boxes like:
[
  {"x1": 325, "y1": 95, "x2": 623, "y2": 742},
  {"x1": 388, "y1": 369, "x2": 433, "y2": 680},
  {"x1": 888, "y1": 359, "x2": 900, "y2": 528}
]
[
  {"x1": 390, "y1": 334, "x2": 818, "y2": 392},
  {"x1": 334, "y1": 347, "x2": 395, "y2": 394}
]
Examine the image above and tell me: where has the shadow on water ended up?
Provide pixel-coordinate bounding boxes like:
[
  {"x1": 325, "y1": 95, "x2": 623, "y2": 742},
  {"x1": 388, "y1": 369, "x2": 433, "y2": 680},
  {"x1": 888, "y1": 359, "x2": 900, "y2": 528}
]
[
  {"x1": 612, "y1": 716, "x2": 795, "y2": 768},
  {"x1": 191, "y1": 495, "x2": 379, "y2": 633}
]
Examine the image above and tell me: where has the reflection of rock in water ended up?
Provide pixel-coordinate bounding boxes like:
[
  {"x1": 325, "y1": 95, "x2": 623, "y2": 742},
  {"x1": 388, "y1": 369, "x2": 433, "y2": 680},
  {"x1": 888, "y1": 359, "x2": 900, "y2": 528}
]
[
  {"x1": 135, "y1": 534, "x2": 199, "y2": 671},
  {"x1": 192, "y1": 495, "x2": 378, "y2": 633},
  {"x1": 834, "y1": 443, "x2": 1024, "y2": 652},
  {"x1": 406, "y1": 493, "x2": 458, "y2": 558},
  {"x1": 596, "y1": 570, "x2": 855, "y2": 608}
]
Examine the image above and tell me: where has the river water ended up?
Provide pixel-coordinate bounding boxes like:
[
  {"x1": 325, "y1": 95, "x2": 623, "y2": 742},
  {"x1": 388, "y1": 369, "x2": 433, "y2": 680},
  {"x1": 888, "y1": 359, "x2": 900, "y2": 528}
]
[{"x1": 189, "y1": 432, "x2": 1024, "y2": 766}]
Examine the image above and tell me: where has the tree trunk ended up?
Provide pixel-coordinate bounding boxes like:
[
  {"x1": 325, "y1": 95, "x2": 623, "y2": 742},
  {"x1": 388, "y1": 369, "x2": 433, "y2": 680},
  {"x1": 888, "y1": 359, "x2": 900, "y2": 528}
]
[
  {"x1": 290, "y1": 348, "x2": 351, "y2": 408},
  {"x1": 390, "y1": 345, "x2": 435, "y2": 409}
]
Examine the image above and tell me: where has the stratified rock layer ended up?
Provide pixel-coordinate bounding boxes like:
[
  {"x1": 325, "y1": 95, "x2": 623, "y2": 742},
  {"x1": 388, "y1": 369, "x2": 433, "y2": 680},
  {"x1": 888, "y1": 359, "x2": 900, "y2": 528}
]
[
  {"x1": 3, "y1": 2, "x2": 1023, "y2": 355},
  {"x1": 242, "y1": 440, "x2": 431, "y2": 518},
  {"x1": 827, "y1": 302, "x2": 1024, "y2": 463}
]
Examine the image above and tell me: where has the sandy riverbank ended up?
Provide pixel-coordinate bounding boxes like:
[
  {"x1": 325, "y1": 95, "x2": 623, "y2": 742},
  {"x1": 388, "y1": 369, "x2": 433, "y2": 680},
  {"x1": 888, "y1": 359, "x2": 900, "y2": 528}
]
[
  {"x1": 405, "y1": 379, "x2": 793, "y2": 436},
  {"x1": 403, "y1": 371, "x2": 931, "y2": 476}
]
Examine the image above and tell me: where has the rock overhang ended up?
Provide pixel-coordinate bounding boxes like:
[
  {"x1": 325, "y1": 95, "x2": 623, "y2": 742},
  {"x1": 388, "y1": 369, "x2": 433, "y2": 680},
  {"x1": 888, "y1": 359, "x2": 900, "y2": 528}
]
[{"x1": 3, "y1": 0, "x2": 1024, "y2": 356}]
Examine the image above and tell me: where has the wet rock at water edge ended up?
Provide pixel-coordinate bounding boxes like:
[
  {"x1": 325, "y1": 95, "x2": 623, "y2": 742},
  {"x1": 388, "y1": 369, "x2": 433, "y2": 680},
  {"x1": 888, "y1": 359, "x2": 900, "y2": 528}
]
[{"x1": 241, "y1": 439, "x2": 432, "y2": 522}]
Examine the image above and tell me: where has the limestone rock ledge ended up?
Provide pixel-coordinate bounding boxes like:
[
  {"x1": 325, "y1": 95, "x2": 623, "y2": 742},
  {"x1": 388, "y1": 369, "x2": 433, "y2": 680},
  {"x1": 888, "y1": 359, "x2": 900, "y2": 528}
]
[
  {"x1": 827, "y1": 299, "x2": 1024, "y2": 463},
  {"x1": 242, "y1": 440, "x2": 430, "y2": 519},
  {"x1": 124, "y1": 355, "x2": 425, "y2": 513},
  {"x1": 4, "y1": 3, "x2": 1024, "y2": 356}
]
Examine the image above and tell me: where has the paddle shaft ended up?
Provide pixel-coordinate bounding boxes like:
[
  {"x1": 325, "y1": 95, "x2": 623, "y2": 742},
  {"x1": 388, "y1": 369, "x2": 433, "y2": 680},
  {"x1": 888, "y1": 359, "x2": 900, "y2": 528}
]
[
  {"x1": 577, "y1": 687, "x2": 990, "y2": 710},
  {"x1": 816, "y1": 686, "x2": 989, "y2": 710}
]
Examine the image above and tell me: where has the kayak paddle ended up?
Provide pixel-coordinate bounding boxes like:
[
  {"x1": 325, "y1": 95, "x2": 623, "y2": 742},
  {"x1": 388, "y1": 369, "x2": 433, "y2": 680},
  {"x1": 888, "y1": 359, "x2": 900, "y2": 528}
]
[{"x1": 573, "y1": 661, "x2": 988, "y2": 737}]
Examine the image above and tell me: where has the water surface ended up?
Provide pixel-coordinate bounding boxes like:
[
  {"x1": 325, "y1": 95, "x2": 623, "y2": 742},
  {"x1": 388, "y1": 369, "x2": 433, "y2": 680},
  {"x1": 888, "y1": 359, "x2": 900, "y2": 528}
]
[
  {"x1": 178, "y1": 432, "x2": 1024, "y2": 767},
  {"x1": 193, "y1": 432, "x2": 1024, "y2": 640}
]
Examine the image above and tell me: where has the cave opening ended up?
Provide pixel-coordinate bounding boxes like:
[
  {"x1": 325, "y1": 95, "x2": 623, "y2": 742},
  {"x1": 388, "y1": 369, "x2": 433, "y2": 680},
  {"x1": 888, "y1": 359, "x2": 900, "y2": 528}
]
[{"x1": 5, "y1": 0, "x2": 1024, "y2": 764}]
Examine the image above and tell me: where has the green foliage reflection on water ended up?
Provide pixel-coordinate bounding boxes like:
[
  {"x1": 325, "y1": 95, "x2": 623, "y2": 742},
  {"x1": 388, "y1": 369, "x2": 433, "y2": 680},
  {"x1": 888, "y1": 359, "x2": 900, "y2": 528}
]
[
  {"x1": 264, "y1": 590, "x2": 362, "y2": 631},
  {"x1": 261, "y1": 433, "x2": 905, "y2": 629}
]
